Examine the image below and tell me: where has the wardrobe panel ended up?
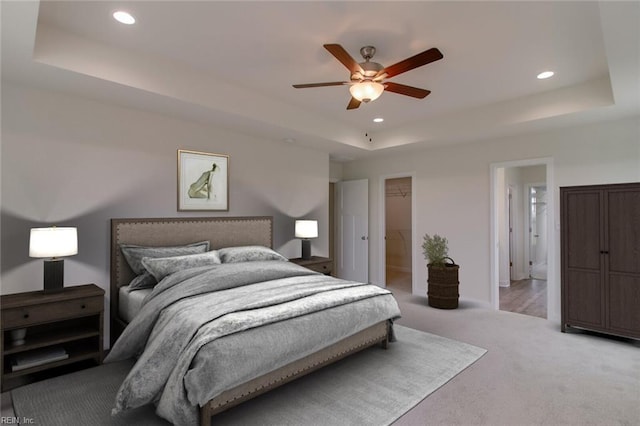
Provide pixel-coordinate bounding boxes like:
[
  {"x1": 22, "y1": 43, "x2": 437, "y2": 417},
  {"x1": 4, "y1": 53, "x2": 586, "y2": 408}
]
[
  {"x1": 566, "y1": 270, "x2": 603, "y2": 327},
  {"x1": 608, "y1": 275, "x2": 640, "y2": 336},
  {"x1": 607, "y1": 190, "x2": 640, "y2": 274},
  {"x1": 565, "y1": 192, "x2": 601, "y2": 270}
]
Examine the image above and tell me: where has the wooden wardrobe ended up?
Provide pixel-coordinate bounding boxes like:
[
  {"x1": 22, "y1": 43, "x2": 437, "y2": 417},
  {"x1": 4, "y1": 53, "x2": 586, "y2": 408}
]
[{"x1": 560, "y1": 182, "x2": 640, "y2": 339}]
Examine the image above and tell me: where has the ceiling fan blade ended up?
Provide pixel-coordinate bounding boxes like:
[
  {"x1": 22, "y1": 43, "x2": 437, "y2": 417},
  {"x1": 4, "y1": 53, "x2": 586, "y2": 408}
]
[
  {"x1": 384, "y1": 82, "x2": 431, "y2": 99},
  {"x1": 380, "y1": 47, "x2": 443, "y2": 79},
  {"x1": 347, "y1": 97, "x2": 362, "y2": 110},
  {"x1": 324, "y1": 44, "x2": 364, "y2": 74},
  {"x1": 292, "y1": 82, "x2": 349, "y2": 88}
]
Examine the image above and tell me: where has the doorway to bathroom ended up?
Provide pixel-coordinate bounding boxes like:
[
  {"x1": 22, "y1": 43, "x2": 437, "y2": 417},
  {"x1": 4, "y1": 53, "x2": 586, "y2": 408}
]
[{"x1": 492, "y1": 160, "x2": 554, "y2": 320}]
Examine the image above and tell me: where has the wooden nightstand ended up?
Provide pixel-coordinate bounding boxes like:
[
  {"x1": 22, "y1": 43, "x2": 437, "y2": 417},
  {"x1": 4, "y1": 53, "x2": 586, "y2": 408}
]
[
  {"x1": 0, "y1": 284, "x2": 104, "y2": 391},
  {"x1": 290, "y1": 256, "x2": 333, "y2": 275}
]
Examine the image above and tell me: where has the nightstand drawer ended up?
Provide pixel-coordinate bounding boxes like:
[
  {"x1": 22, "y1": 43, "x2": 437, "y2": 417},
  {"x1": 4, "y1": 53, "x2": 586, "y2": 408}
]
[
  {"x1": 2, "y1": 296, "x2": 103, "y2": 329},
  {"x1": 306, "y1": 261, "x2": 333, "y2": 274},
  {"x1": 289, "y1": 257, "x2": 334, "y2": 275}
]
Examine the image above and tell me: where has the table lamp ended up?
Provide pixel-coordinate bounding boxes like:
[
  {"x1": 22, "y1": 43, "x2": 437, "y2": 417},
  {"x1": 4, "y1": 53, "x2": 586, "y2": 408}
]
[
  {"x1": 29, "y1": 227, "x2": 78, "y2": 293},
  {"x1": 295, "y1": 220, "x2": 318, "y2": 260}
]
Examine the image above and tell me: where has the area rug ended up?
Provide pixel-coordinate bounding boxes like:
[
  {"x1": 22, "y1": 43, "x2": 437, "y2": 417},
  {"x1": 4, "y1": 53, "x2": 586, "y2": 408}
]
[{"x1": 11, "y1": 325, "x2": 486, "y2": 426}]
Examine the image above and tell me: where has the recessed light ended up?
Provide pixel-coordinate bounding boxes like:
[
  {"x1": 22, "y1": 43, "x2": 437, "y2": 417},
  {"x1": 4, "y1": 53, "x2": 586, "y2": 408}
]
[
  {"x1": 113, "y1": 10, "x2": 136, "y2": 25},
  {"x1": 537, "y1": 71, "x2": 554, "y2": 79},
  {"x1": 373, "y1": 117, "x2": 384, "y2": 123}
]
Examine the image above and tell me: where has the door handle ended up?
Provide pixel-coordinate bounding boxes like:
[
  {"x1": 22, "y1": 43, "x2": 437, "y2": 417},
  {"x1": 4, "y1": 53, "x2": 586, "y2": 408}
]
[{"x1": 361, "y1": 236, "x2": 368, "y2": 240}]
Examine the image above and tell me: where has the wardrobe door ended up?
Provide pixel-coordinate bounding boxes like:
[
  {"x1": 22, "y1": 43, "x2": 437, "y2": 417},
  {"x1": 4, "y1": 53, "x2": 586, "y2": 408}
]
[
  {"x1": 562, "y1": 189, "x2": 604, "y2": 330},
  {"x1": 606, "y1": 188, "x2": 640, "y2": 337}
]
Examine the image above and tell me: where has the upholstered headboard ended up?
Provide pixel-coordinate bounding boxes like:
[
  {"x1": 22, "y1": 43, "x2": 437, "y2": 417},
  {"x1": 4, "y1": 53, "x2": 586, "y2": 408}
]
[{"x1": 109, "y1": 216, "x2": 273, "y2": 343}]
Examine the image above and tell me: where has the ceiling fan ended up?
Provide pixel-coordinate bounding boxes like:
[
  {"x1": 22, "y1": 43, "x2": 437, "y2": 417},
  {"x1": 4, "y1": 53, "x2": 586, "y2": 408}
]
[{"x1": 293, "y1": 44, "x2": 443, "y2": 110}]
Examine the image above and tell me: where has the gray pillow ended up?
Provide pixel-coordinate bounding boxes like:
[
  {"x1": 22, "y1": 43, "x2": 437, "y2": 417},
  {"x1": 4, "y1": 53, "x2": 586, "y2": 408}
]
[
  {"x1": 141, "y1": 250, "x2": 221, "y2": 282},
  {"x1": 218, "y1": 245, "x2": 287, "y2": 263},
  {"x1": 127, "y1": 272, "x2": 157, "y2": 290},
  {"x1": 120, "y1": 241, "x2": 210, "y2": 275}
]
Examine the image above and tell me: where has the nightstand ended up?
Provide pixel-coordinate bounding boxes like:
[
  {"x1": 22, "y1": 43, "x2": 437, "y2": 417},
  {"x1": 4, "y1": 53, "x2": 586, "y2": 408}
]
[
  {"x1": 0, "y1": 284, "x2": 104, "y2": 391},
  {"x1": 289, "y1": 256, "x2": 333, "y2": 275}
]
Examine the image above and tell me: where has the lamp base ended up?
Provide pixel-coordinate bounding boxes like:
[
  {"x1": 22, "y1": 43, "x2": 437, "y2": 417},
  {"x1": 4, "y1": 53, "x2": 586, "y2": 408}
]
[
  {"x1": 43, "y1": 259, "x2": 65, "y2": 293},
  {"x1": 301, "y1": 239, "x2": 311, "y2": 260}
]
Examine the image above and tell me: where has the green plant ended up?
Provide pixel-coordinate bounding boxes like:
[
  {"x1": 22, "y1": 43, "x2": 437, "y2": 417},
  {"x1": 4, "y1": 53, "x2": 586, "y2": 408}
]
[{"x1": 422, "y1": 234, "x2": 449, "y2": 266}]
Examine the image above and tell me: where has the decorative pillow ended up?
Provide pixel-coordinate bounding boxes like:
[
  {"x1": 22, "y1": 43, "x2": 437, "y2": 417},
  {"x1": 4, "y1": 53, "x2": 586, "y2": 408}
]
[
  {"x1": 218, "y1": 245, "x2": 287, "y2": 263},
  {"x1": 141, "y1": 251, "x2": 221, "y2": 282},
  {"x1": 127, "y1": 272, "x2": 157, "y2": 290},
  {"x1": 120, "y1": 241, "x2": 210, "y2": 275}
]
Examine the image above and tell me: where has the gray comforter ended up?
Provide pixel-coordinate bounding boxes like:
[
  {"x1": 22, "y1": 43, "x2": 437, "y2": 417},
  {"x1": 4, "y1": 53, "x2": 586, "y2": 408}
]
[{"x1": 106, "y1": 261, "x2": 401, "y2": 425}]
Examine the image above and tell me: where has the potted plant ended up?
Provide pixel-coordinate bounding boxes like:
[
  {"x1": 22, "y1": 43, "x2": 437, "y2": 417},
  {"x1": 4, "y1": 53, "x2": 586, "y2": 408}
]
[{"x1": 422, "y1": 234, "x2": 459, "y2": 309}]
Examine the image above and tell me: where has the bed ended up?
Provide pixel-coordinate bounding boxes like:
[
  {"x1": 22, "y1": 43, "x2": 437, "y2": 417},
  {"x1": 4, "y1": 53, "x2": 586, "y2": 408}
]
[{"x1": 107, "y1": 216, "x2": 401, "y2": 426}]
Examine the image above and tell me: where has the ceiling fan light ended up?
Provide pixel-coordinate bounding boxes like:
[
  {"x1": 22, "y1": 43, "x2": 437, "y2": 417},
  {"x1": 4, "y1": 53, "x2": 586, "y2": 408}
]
[{"x1": 349, "y1": 81, "x2": 384, "y2": 103}]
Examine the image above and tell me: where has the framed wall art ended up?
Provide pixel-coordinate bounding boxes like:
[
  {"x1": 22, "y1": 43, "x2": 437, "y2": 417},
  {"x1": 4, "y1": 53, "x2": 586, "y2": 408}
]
[{"x1": 177, "y1": 149, "x2": 229, "y2": 211}]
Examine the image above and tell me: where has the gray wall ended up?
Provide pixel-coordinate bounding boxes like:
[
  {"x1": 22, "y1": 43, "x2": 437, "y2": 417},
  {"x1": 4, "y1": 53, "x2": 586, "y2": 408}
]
[{"x1": 1, "y1": 84, "x2": 330, "y2": 332}]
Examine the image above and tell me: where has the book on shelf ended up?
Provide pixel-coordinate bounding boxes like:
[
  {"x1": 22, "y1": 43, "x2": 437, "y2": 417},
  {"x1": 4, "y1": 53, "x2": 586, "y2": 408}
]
[{"x1": 11, "y1": 346, "x2": 69, "y2": 371}]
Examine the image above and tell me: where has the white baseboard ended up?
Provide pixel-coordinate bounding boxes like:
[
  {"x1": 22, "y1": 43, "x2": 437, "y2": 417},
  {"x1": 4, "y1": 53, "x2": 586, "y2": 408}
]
[
  {"x1": 499, "y1": 280, "x2": 510, "y2": 288},
  {"x1": 459, "y1": 297, "x2": 493, "y2": 310}
]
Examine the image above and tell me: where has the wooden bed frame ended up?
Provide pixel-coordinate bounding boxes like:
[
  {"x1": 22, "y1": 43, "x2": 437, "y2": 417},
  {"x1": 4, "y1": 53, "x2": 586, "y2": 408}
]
[{"x1": 110, "y1": 216, "x2": 390, "y2": 425}]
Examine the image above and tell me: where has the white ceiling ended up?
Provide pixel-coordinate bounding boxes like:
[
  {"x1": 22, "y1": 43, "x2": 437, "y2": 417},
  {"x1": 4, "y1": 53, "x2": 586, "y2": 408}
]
[{"x1": 2, "y1": 1, "x2": 639, "y2": 161}]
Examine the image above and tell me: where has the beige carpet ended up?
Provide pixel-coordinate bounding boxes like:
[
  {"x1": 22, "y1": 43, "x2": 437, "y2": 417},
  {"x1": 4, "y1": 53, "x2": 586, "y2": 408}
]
[{"x1": 389, "y1": 287, "x2": 640, "y2": 425}]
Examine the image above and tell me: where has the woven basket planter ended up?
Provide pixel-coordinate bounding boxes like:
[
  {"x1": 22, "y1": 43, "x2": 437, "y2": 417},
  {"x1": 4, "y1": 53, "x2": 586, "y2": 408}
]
[{"x1": 427, "y1": 257, "x2": 459, "y2": 309}]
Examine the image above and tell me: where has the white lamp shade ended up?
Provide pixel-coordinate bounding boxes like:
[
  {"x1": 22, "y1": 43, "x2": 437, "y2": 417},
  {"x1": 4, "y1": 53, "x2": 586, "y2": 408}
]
[
  {"x1": 29, "y1": 227, "x2": 78, "y2": 258},
  {"x1": 349, "y1": 81, "x2": 384, "y2": 103},
  {"x1": 295, "y1": 220, "x2": 318, "y2": 239}
]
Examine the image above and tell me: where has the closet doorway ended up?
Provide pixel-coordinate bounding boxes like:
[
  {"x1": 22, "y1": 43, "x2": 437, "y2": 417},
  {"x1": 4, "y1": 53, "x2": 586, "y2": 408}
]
[{"x1": 383, "y1": 176, "x2": 413, "y2": 292}]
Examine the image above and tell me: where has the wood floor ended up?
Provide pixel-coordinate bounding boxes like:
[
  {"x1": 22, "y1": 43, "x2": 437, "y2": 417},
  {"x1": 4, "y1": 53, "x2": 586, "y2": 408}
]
[
  {"x1": 386, "y1": 270, "x2": 547, "y2": 319},
  {"x1": 499, "y1": 279, "x2": 547, "y2": 319},
  {"x1": 386, "y1": 269, "x2": 412, "y2": 292}
]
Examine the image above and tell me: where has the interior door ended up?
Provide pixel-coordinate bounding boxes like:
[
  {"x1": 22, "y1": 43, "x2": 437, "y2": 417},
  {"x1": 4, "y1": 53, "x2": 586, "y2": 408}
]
[
  {"x1": 508, "y1": 186, "x2": 514, "y2": 281},
  {"x1": 529, "y1": 185, "x2": 548, "y2": 279},
  {"x1": 336, "y1": 179, "x2": 369, "y2": 282}
]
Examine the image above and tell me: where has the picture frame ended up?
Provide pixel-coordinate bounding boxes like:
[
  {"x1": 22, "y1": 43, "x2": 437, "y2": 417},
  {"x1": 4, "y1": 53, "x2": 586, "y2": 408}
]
[{"x1": 177, "y1": 149, "x2": 229, "y2": 211}]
